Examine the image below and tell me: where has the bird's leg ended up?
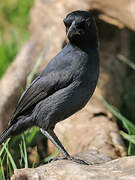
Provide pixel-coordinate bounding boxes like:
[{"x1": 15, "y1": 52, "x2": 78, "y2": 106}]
[
  {"x1": 40, "y1": 128, "x2": 88, "y2": 165},
  {"x1": 40, "y1": 128, "x2": 70, "y2": 159}
]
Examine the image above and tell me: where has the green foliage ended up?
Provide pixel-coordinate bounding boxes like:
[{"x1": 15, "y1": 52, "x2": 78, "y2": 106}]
[
  {"x1": 0, "y1": 0, "x2": 34, "y2": 78},
  {"x1": 117, "y1": 54, "x2": 135, "y2": 70},
  {"x1": 3, "y1": 0, "x2": 33, "y2": 27},
  {"x1": 118, "y1": 32, "x2": 135, "y2": 122},
  {"x1": 122, "y1": 75, "x2": 135, "y2": 121},
  {"x1": 0, "y1": 47, "x2": 46, "y2": 178},
  {"x1": 0, "y1": 0, "x2": 35, "y2": 178},
  {"x1": 0, "y1": 136, "x2": 29, "y2": 179},
  {"x1": 0, "y1": 33, "x2": 19, "y2": 77},
  {"x1": 116, "y1": 33, "x2": 135, "y2": 155},
  {"x1": 101, "y1": 97, "x2": 135, "y2": 155}
]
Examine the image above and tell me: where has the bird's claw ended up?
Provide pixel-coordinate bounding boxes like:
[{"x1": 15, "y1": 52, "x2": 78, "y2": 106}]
[
  {"x1": 48, "y1": 156, "x2": 88, "y2": 165},
  {"x1": 48, "y1": 156, "x2": 67, "y2": 163},
  {"x1": 69, "y1": 156, "x2": 88, "y2": 165}
]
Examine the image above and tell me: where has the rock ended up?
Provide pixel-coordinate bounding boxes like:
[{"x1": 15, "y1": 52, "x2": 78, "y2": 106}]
[
  {"x1": 11, "y1": 150, "x2": 135, "y2": 180},
  {"x1": 90, "y1": 0, "x2": 135, "y2": 31}
]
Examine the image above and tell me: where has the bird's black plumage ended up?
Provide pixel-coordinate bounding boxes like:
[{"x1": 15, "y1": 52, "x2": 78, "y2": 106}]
[{"x1": 0, "y1": 10, "x2": 99, "y2": 164}]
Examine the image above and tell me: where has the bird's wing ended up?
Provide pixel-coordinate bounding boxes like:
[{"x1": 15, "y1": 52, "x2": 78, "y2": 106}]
[{"x1": 10, "y1": 70, "x2": 73, "y2": 125}]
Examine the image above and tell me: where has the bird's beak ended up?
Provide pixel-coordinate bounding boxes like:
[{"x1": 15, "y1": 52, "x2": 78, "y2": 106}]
[{"x1": 67, "y1": 20, "x2": 80, "y2": 39}]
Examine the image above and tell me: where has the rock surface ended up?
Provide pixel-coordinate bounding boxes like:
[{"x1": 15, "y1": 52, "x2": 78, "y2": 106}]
[
  {"x1": 90, "y1": 0, "x2": 135, "y2": 30},
  {"x1": 11, "y1": 150, "x2": 135, "y2": 180}
]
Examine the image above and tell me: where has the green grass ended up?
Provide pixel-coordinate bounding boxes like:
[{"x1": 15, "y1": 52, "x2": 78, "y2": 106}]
[
  {"x1": 0, "y1": 33, "x2": 19, "y2": 77},
  {"x1": 117, "y1": 54, "x2": 135, "y2": 70},
  {"x1": 101, "y1": 97, "x2": 135, "y2": 155},
  {"x1": 0, "y1": 0, "x2": 34, "y2": 78},
  {"x1": 0, "y1": 45, "x2": 46, "y2": 178},
  {"x1": 0, "y1": 46, "x2": 47, "y2": 179},
  {"x1": 0, "y1": 1, "x2": 36, "y2": 178},
  {"x1": 119, "y1": 32, "x2": 135, "y2": 123},
  {"x1": 116, "y1": 33, "x2": 135, "y2": 155},
  {"x1": 101, "y1": 51, "x2": 135, "y2": 155}
]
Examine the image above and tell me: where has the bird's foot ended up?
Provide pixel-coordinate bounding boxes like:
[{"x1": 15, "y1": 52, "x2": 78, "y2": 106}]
[
  {"x1": 48, "y1": 156, "x2": 88, "y2": 165},
  {"x1": 48, "y1": 156, "x2": 68, "y2": 163},
  {"x1": 69, "y1": 156, "x2": 88, "y2": 165}
]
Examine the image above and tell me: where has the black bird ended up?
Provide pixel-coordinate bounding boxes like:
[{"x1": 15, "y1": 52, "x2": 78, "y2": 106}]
[{"x1": 0, "y1": 10, "x2": 99, "y2": 164}]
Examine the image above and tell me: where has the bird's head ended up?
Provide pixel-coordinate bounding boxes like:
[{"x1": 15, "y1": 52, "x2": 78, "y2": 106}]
[{"x1": 64, "y1": 10, "x2": 98, "y2": 48}]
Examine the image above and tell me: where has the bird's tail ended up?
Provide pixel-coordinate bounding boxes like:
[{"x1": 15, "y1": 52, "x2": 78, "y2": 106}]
[{"x1": 0, "y1": 127, "x2": 12, "y2": 145}]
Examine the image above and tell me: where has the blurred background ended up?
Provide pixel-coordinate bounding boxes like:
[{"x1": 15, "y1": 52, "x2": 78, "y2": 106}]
[
  {"x1": 0, "y1": 0, "x2": 135, "y2": 179},
  {"x1": 0, "y1": 0, "x2": 33, "y2": 77}
]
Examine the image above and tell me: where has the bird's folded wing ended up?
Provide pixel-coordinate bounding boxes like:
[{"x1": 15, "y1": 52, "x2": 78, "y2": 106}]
[{"x1": 9, "y1": 70, "x2": 73, "y2": 126}]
